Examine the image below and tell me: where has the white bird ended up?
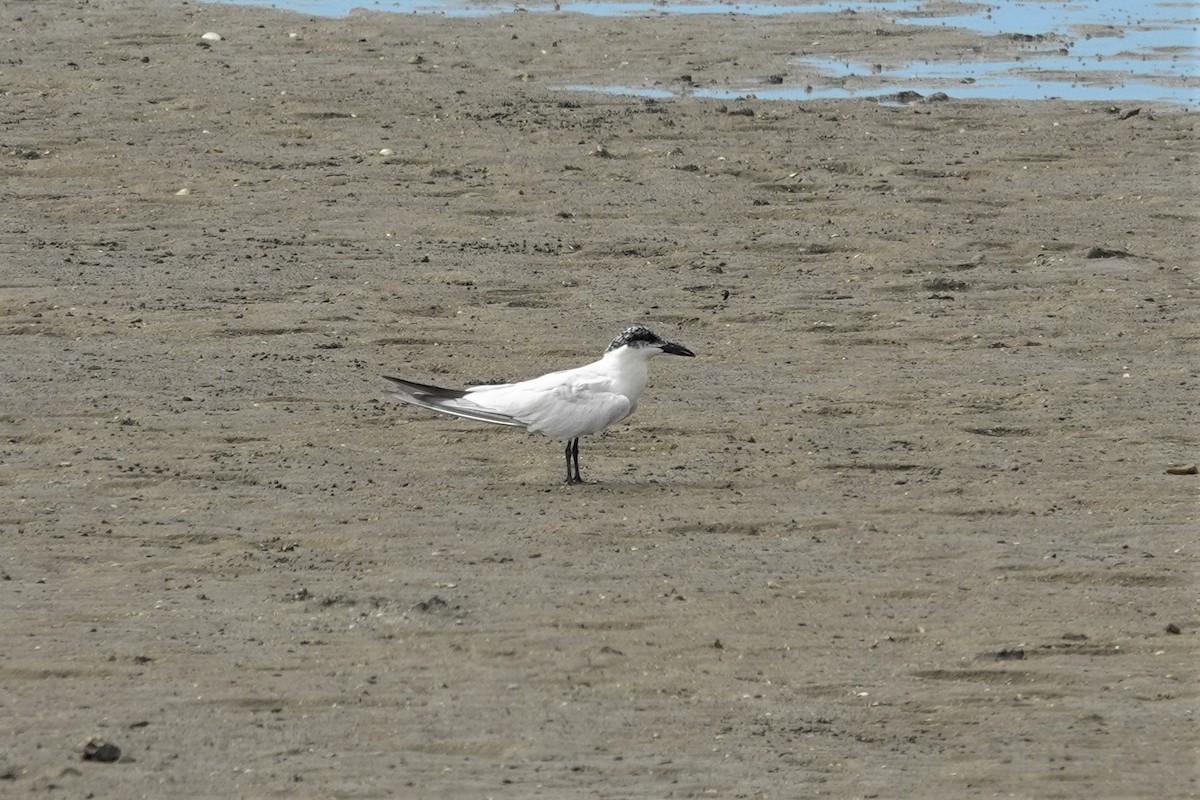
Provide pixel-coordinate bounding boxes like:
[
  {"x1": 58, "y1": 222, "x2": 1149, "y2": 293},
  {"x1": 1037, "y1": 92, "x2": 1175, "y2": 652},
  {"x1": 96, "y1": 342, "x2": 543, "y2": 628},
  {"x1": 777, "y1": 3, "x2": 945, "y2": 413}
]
[{"x1": 383, "y1": 325, "x2": 695, "y2": 483}]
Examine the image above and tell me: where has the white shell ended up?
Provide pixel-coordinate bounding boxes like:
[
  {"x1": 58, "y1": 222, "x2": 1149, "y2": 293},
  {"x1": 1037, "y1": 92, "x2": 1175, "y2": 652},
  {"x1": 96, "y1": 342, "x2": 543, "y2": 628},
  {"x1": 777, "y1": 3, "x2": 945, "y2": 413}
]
[{"x1": 201, "y1": 32, "x2": 223, "y2": 41}]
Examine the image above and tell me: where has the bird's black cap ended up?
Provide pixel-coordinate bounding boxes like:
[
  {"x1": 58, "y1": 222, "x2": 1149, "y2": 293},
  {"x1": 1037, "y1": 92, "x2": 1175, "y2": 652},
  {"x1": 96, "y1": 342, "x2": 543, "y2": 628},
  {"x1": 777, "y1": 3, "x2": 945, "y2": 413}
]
[{"x1": 606, "y1": 325, "x2": 695, "y2": 357}]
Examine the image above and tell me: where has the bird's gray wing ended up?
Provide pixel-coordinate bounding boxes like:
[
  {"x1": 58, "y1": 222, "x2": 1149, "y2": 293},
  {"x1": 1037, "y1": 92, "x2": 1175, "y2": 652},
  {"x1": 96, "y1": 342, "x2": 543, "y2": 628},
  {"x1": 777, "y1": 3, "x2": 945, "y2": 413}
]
[
  {"x1": 528, "y1": 384, "x2": 632, "y2": 439},
  {"x1": 382, "y1": 376, "x2": 529, "y2": 429},
  {"x1": 472, "y1": 378, "x2": 633, "y2": 440}
]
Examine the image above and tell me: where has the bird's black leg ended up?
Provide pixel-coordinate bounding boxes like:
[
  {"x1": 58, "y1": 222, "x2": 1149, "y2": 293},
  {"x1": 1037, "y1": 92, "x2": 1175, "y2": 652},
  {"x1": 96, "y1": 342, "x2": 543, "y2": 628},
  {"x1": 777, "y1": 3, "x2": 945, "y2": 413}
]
[{"x1": 564, "y1": 438, "x2": 582, "y2": 484}]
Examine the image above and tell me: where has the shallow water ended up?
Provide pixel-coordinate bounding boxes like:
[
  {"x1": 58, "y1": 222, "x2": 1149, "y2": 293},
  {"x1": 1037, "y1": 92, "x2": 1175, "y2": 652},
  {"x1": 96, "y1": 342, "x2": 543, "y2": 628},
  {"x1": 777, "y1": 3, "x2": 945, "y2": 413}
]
[{"x1": 215, "y1": 0, "x2": 1199, "y2": 104}]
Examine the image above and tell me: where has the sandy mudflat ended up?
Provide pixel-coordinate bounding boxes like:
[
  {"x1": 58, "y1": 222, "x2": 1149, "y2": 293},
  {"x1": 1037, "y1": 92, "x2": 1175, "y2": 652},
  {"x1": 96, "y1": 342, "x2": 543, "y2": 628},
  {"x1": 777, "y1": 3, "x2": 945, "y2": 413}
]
[{"x1": 1, "y1": 0, "x2": 1197, "y2": 797}]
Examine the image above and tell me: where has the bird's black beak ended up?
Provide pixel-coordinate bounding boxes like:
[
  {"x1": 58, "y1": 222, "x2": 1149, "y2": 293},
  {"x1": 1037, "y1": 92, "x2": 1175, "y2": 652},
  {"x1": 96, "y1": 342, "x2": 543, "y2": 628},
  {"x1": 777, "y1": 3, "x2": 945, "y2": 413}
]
[{"x1": 661, "y1": 341, "x2": 695, "y2": 357}]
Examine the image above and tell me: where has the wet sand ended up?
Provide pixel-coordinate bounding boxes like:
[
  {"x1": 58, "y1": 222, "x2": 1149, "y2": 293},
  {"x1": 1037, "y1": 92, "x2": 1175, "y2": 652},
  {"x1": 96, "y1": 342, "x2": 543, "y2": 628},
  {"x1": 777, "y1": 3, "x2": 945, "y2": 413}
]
[{"x1": 1, "y1": 0, "x2": 1197, "y2": 796}]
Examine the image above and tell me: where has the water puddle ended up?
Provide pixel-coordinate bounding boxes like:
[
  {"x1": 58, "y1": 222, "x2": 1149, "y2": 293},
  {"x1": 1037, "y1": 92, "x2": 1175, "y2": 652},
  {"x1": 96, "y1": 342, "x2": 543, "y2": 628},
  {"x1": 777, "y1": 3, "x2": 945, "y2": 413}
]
[{"x1": 214, "y1": 0, "x2": 1200, "y2": 104}]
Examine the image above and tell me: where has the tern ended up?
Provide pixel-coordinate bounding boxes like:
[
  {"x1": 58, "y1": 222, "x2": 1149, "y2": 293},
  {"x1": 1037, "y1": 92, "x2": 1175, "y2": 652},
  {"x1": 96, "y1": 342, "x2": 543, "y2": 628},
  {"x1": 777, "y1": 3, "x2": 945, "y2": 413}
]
[{"x1": 383, "y1": 325, "x2": 695, "y2": 483}]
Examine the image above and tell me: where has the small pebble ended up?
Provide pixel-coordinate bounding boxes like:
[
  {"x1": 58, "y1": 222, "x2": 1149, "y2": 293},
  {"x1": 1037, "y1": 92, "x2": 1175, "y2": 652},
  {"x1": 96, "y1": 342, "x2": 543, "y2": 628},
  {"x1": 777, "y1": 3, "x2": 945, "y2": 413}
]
[
  {"x1": 201, "y1": 32, "x2": 222, "y2": 41},
  {"x1": 175, "y1": 188, "x2": 190, "y2": 196},
  {"x1": 1165, "y1": 464, "x2": 1197, "y2": 475},
  {"x1": 81, "y1": 738, "x2": 121, "y2": 763},
  {"x1": 379, "y1": 148, "x2": 395, "y2": 156}
]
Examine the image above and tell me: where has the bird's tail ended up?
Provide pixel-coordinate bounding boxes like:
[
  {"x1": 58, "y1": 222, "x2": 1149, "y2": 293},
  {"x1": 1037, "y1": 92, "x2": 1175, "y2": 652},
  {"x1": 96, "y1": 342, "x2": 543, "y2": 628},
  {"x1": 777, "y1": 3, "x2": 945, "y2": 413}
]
[{"x1": 382, "y1": 376, "x2": 528, "y2": 429}]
